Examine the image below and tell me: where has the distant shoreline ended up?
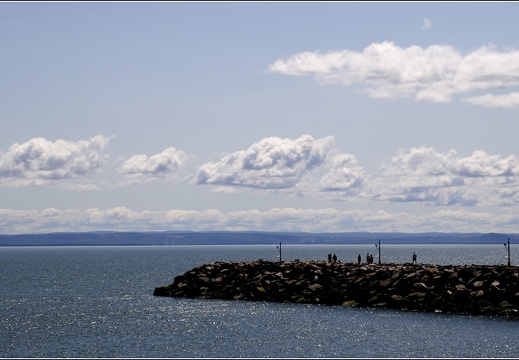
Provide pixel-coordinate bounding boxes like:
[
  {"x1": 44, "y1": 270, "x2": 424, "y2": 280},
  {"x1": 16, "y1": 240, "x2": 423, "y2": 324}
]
[{"x1": 0, "y1": 230, "x2": 516, "y2": 246}]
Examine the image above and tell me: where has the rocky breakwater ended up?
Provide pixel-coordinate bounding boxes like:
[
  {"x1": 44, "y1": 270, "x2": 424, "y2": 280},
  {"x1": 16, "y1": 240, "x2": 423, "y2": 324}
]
[{"x1": 154, "y1": 260, "x2": 519, "y2": 318}]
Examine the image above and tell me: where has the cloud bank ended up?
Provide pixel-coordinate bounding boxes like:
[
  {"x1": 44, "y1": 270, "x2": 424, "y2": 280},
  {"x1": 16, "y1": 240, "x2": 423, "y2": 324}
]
[
  {"x1": 267, "y1": 41, "x2": 519, "y2": 107},
  {"x1": 1, "y1": 206, "x2": 517, "y2": 234}
]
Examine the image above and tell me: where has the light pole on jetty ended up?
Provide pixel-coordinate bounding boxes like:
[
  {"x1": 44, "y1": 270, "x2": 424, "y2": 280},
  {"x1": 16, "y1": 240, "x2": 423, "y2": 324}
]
[
  {"x1": 504, "y1": 238, "x2": 511, "y2": 266},
  {"x1": 375, "y1": 239, "x2": 381, "y2": 264}
]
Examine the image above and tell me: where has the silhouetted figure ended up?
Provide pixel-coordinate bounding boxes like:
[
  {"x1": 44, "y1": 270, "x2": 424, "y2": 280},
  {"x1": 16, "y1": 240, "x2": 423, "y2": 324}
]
[
  {"x1": 366, "y1": 253, "x2": 370, "y2": 263},
  {"x1": 333, "y1": 254, "x2": 337, "y2": 262},
  {"x1": 369, "y1": 254, "x2": 374, "y2": 264},
  {"x1": 328, "y1": 253, "x2": 332, "y2": 262},
  {"x1": 412, "y1": 252, "x2": 417, "y2": 265},
  {"x1": 358, "y1": 254, "x2": 361, "y2": 265}
]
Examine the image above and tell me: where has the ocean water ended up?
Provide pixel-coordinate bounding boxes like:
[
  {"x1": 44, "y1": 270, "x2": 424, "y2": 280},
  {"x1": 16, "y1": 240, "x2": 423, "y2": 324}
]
[{"x1": 1, "y1": 243, "x2": 518, "y2": 358}]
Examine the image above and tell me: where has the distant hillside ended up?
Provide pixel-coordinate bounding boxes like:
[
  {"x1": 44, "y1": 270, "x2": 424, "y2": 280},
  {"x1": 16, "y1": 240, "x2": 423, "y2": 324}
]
[{"x1": 0, "y1": 231, "x2": 516, "y2": 246}]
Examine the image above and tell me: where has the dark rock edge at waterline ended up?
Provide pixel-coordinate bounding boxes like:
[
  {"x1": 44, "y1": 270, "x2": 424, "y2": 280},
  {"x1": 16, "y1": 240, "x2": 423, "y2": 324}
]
[{"x1": 154, "y1": 260, "x2": 519, "y2": 318}]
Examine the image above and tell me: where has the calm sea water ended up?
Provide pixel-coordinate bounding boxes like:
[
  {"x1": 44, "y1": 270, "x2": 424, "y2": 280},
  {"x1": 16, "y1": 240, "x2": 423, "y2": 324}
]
[{"x1": 1, "y1": 243, "x2": 518, "y2": 358}]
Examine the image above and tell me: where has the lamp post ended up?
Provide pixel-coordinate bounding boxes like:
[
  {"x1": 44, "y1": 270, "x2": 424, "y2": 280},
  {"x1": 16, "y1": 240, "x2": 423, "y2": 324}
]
[
  {"x1": 504, "y1": 238, "x2": 511, "y2": 266},
  {"x1": 375, "y1": 239, "x2": 381, "y2": 264},
  {"x1": 276, "y1": 242, "x2": 282, "y2": 263}
]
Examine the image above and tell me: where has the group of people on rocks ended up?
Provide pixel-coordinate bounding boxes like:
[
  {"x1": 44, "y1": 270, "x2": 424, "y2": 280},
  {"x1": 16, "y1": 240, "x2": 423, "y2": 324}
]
[{"x1": 326, "y1": 252, "x2": 418, "y2": 265}]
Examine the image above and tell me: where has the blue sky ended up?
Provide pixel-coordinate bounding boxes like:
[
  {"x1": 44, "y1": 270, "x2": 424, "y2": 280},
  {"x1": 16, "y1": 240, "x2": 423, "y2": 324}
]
[{"x1": 2, "y1": 2, "x2": 519, "y2": 234}]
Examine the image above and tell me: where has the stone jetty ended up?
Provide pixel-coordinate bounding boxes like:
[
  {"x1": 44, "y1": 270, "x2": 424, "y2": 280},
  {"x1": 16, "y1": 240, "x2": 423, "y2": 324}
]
[{"x1": 154, "y1": 260, "x2": 519, "y2": 318}]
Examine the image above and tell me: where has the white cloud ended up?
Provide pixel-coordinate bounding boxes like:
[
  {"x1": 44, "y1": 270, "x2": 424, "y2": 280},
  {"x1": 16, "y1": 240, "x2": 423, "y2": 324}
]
[
  {"x1": 421, "y1": 18, "x2": 433, "y2": 30},
  {"x1": 295, "y1": 153, "x2": 366, "y2": 200},
  {"x1": 368, "y1": 147, "x2": 519, "y2": 206},
  {"x1": 268, "y1": 42, "x2": 519, "y2": 107},
  {"x1": 117, "y1": 147, "x2": 194, "y2": 185},
  {"x1": 0, "y1": 206, "x2": 517, "y2": 234},
  {"x1": 466, "y1": 92, "x2": 519, "y2": 108},
  {"x1": 318, "y1": 153, "x2": 365, "y2": 193},
  {"x1": 120, "y1": 147, "x2": 190, "y2": 174},
  {"x1": 195, "y1": 135, "x2": 335, "y2": 190},
  {"x1": 0, "y1": 135, "x2": 111, "y2": 187}
]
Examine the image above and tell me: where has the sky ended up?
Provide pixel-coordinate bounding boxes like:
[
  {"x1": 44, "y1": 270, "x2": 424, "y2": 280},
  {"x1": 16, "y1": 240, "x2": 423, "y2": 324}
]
[{"x1": 2, "y1": 1, "x2": 519, "y2": 234}]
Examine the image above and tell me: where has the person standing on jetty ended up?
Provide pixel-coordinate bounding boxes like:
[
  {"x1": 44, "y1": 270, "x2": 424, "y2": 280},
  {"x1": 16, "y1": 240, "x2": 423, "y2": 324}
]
[
  {"x1": 412, "y1": 252, "x2": 417, "y2": 265},
  {"x1": 358, "y1": 254, "x2": 361, "y2": 265}
]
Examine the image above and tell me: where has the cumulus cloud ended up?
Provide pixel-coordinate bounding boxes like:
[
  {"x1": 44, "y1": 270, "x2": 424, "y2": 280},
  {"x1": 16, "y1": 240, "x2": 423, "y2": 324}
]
[
  {"x1": 284, "y1": 152, "x2": 366, "y2": 201},
  {"x1": 267, "y1": 41, "x2": 519, "y2": 107},
  {"x1": 118, "y1": 147, "x2": 193, "y2": 185},
  {"x1": 318, "y1": 153, "x2": 365, "y2": 194},
  {"x1": 369, "y1": 146, "x2": 519, "y2": 206},
  {"x1": 120, "y1": 147, "x2": 190, "y2": 175},
  {"x1": 0, "y1": 135, "x2": 111, "y2": 187},
  {"x1": 195, "y1": 135, "x2": 335, "y2": 190}
]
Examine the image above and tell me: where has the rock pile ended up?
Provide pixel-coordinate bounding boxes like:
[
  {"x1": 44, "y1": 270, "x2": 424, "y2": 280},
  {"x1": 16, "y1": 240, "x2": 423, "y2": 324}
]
[{"x1": 154, "y1": 260, "x2": 519, "y2": 318}]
